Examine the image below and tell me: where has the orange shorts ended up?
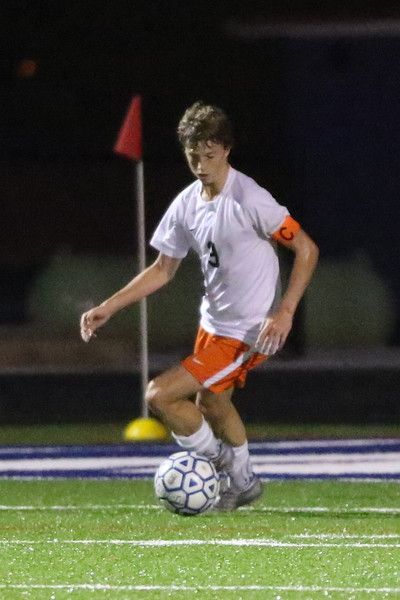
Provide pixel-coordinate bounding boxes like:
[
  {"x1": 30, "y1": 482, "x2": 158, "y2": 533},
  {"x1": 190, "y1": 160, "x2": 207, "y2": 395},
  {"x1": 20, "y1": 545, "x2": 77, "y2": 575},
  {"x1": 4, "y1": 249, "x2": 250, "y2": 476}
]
[{"x1": 181, "y1": 327, "x2": 267, "y2": 394}]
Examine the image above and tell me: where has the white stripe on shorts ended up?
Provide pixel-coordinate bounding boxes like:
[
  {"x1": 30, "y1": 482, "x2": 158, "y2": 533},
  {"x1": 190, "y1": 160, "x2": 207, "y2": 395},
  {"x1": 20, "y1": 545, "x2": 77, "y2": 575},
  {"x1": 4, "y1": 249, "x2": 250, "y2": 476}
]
[{"x1": 202, "y1": 348, "x2": 254, "y2": 389}]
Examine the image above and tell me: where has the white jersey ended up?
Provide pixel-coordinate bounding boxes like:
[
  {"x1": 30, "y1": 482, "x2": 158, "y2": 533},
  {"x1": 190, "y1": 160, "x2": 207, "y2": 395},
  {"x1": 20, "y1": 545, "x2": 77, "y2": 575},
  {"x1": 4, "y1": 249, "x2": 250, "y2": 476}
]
[{"x1": 150, "y1": 167, "x2": 290, "y2": 345}]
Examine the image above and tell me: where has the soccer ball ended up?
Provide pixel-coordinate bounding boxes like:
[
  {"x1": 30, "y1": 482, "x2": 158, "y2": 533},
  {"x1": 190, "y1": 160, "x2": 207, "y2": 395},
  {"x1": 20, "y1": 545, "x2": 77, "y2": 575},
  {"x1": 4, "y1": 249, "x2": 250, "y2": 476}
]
[{"x1": 154, "y1": 451, "x2": 220, "y2": 515}]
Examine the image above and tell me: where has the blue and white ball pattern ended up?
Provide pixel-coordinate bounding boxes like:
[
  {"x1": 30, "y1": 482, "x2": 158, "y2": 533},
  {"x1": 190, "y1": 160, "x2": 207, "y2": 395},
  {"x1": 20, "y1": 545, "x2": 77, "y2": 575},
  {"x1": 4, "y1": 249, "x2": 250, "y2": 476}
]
[{"x1": 154, "y1": 451, "x2": 220, "y2": 515}]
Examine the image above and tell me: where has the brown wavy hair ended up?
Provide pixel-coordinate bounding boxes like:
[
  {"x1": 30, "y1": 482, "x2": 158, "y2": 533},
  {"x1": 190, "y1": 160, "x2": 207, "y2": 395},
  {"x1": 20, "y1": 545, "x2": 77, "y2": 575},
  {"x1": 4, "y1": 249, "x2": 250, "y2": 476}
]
[{"x1": 177, "y1": 101, "x2": 234, "y2": 150}]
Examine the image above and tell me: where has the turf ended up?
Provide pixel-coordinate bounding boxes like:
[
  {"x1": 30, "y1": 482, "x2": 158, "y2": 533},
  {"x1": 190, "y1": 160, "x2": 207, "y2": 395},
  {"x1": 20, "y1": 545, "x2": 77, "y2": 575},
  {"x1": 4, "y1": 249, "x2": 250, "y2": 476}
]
[
  {"x1": 0, "y1": 479, "x2": 399, "y2": 599},
  {"x1": 1, "y1": 422, "x2": 400, "y2": 445}
]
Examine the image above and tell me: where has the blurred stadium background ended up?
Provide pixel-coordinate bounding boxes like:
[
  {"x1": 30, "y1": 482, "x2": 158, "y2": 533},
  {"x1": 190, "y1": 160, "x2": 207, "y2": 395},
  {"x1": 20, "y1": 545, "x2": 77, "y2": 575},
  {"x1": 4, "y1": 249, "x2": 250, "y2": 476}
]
[{"x1": 1, "y1": 0, "x2": 400, "y2": 428}]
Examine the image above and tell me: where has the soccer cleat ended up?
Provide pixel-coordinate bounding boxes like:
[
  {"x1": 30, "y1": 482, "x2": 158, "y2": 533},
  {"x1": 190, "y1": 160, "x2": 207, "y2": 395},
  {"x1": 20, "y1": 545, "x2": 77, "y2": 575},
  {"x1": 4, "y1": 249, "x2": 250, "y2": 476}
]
[{"x1": 213, "y1": 475, "x2": 263, "y2": 511}]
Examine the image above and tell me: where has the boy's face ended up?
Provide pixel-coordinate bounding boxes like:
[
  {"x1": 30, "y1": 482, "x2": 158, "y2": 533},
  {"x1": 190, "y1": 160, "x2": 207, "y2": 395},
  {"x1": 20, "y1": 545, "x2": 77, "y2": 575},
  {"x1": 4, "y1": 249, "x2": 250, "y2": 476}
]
[{"x1": 184, "y1": 140, "x2": 230, "y2": 186}]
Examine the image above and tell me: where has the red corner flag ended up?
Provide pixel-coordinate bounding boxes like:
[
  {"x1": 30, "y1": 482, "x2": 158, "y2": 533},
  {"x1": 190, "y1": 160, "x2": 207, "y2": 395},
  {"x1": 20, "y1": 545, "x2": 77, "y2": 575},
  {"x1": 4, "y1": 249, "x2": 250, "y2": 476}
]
[{"x1": 114, "y1": 95, "x2": 142, "y2": 161}]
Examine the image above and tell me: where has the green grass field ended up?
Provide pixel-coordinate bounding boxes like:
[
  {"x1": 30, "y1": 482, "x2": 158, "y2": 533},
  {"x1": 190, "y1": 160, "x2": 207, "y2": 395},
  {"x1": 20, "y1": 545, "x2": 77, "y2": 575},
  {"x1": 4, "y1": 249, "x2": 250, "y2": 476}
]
[
  {"x1": 2, "y1": 422, "x2": 400, "y2": 445},
  {"x1": 1, "y1": 478, "x2": 399, "y2": 599}
]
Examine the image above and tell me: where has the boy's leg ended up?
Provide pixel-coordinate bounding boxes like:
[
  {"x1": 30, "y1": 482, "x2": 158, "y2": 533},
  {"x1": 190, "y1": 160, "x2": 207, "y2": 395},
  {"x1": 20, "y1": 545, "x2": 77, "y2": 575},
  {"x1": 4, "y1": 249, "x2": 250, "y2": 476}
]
[
  {"x1": 171, "y1": 388, "x2": 238, "y2": 471},
  {"x1": 146, "y1": 364, "x2": 222, "y2": 459},
  {"x1": 173, "y1": 385, "x2": 261, "y2": 504},
  {"x1": 197, "y1": 388, "x2": 256, "y2": 489},
  {"x1": 197, "y1": 388, "x2": 262, "y2": 510},
  {"x1": 196, "y1": 387, "x2": 246, "y2": 446},
  {"x1": 146, "y1": 363, "x2": 262, "y2": 510},
  {"x1": 145, "y1": 364, "x2": 203, "y2": 435}
]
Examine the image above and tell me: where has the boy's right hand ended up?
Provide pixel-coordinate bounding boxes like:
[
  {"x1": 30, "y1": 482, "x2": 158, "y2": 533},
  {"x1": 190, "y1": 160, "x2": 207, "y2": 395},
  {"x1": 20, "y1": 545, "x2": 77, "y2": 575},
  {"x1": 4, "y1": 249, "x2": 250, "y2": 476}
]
[{"x1": 80, "y1": 305, "x2": 111, "y2": 342}]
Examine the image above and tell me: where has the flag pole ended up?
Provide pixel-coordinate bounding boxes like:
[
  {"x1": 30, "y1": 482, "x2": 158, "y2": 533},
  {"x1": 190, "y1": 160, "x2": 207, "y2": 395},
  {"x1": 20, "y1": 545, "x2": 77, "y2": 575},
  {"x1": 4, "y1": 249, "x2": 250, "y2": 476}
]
[
  {"x1": 135, "y1": 158, "x2": 149, "y2": 418},
  {"x1": 114, "y1": 95, "x2": 168, "y2": 441}
]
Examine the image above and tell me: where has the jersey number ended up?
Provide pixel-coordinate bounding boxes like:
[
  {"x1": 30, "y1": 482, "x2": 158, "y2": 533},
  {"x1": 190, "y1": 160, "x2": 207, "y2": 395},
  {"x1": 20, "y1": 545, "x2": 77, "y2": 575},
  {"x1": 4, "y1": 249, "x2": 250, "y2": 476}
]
[{"x1": 207, "y1": 241, "x2": 220, "y2": 268}]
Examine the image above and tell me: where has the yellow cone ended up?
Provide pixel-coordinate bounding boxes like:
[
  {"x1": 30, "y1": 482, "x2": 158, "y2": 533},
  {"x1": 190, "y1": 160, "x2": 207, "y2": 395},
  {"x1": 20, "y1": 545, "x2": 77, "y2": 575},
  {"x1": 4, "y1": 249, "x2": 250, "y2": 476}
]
[{"x1": 123, "y1": 417, "x2": 169, "y2": 442}]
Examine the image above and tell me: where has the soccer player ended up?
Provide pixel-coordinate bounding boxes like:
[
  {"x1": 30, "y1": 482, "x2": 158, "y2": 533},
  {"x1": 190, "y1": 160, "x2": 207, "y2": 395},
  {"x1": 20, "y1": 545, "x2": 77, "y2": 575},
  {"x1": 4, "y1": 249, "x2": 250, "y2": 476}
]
[{"x1": 80, "y1": 102, "x2": 319, "y2": 510}]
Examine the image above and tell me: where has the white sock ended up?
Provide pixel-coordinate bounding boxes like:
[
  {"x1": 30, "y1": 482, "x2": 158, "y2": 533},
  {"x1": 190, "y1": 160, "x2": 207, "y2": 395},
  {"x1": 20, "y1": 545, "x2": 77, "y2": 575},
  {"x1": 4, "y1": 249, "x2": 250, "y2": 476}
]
[
  {"x1": 172, "y1": 420, "x2": 252, "y2": 486},
  {"x1": 229, "y1": 441, "x2": 254, "y2": 490},
  {"x1": 172, "y1": 417, "x2": 220, "y2": 459}
]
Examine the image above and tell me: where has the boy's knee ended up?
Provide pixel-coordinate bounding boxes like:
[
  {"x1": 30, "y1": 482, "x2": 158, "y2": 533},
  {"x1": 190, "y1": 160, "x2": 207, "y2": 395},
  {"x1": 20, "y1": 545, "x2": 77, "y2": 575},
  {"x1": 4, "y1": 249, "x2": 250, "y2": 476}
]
[{"x1": 145, "y1": 379, "x2": 170, "y2": 416}]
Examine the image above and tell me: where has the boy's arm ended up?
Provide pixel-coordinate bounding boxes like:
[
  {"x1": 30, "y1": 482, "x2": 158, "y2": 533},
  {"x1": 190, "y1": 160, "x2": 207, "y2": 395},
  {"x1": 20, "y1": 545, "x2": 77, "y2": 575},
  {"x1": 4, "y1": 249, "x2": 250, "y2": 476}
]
[
  {"x1": 80, "y1": 253, "x2": 181, "y2": 340},
  {"x1": 256, "y1": 229, "x2": 319, "y2": 355}
]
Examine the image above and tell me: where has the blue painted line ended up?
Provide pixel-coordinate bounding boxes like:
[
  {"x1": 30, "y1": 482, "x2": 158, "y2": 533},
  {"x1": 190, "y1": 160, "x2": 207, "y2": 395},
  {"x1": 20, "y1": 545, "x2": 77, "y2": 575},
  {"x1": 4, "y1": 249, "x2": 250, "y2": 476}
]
[
  {"x1": 0, "y1": 440, "x2": 399, "y2": 460},
  {"x1": 0, "y1": 470, "x2": 153, "y2": 479},
  {"x1": 0, "y1": 444, "x2": 178, "y2": 460},
  {"x1": 1, "y1": 440, "x2": 399, "y2": 481}
]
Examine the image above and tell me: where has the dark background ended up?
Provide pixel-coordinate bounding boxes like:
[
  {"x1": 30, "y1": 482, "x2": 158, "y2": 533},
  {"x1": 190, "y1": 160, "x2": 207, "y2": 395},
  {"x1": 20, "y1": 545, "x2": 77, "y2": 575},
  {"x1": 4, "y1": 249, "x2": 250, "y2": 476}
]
[{"x1": 1, "y1": 0, "x2": 399, "y2": 343}]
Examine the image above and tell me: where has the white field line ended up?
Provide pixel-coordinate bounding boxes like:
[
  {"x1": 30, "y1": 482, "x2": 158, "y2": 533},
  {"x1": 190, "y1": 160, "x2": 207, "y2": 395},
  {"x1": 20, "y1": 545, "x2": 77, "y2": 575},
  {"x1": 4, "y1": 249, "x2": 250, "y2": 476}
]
[
  {"x1": 239, "y1": 505, "x2": 400, "y2": 514},
  {"x1": 1, "y1": 452, "x2": 400, "y2": 475},
  {"x1": 0, "y1": 584, "x2": 400, "y2": 594},
  {"x1": 0, "y1": 456, "x2": 164, "y2": 471},
  {"x1": 251, "y1": 452, "x2": 400, "y2": 464},
  {"x1": 1, "y1": 503, "x2": 400, "y2": 514},
  {"x1": 249, "y1": 439, "x2": 400, "y2": 449},
  {"x1": 288, "y1": 534, "x2": 400, "y2": 539},
  {"x1": 251, "y1": 455, "x2": 400, "y2": 475},
  {"x1": 1, "y1": 538, "x2": 400, "y2": 548}
]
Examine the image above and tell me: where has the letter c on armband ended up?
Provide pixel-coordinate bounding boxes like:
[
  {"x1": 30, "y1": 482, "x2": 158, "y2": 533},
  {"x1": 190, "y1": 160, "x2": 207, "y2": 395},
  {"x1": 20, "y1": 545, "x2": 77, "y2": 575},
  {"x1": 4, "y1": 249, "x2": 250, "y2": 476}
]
[{"x1": 278, "y1": 227, "x2": 294, "y2": 241}]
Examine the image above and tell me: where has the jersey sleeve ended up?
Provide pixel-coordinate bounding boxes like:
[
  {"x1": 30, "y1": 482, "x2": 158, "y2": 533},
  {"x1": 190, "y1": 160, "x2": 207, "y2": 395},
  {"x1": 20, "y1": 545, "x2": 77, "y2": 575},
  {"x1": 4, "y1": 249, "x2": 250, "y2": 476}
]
[
  {"x1": 245, "y1": 185, "x2": 291, "y2": 239},
  {"x1": 149, "y1": 196, "x2": 191, "y2": 259}
]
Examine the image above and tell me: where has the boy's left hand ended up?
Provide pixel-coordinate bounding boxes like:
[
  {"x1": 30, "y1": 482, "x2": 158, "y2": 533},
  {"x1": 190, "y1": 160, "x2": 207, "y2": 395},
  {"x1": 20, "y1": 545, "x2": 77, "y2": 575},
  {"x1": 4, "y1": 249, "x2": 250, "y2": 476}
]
[{"x1": 255, "y1": 309, "x2": 293, "y2": 355}]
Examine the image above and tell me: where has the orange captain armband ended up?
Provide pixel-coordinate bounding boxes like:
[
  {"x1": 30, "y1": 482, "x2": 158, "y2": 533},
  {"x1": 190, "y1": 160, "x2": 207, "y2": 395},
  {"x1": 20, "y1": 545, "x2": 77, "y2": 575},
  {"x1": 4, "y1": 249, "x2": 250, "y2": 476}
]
[{"x1": 272, "y1": 215, "x2": 301, "y2": 243}]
